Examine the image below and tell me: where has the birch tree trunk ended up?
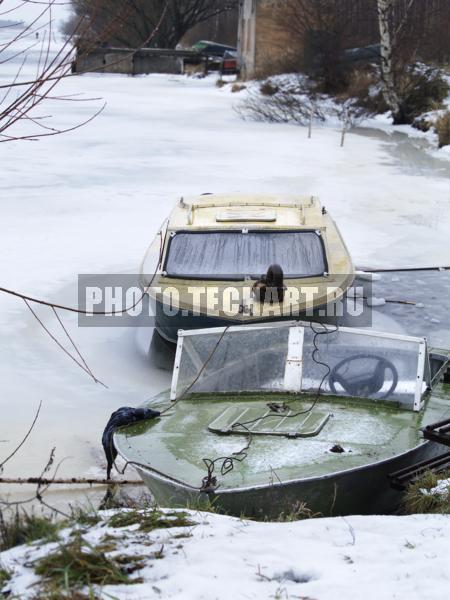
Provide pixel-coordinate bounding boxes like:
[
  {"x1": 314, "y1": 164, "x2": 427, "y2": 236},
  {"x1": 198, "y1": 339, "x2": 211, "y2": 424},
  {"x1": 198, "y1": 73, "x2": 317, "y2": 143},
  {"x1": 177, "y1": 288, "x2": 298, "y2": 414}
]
[{"x1": 377, "y1": 0, "x2": 401, "y2": 120}]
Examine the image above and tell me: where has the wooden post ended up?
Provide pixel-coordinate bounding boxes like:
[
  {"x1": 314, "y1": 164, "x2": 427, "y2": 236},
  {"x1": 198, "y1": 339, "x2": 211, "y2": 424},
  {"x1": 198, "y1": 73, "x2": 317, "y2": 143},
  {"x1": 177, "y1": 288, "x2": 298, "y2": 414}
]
[
  {"x1": 340, "y1": 124, "x2": 346, "y2": 147},
  {"x1": 340, "y1": 109, "x2": 349, "y2": 147}
]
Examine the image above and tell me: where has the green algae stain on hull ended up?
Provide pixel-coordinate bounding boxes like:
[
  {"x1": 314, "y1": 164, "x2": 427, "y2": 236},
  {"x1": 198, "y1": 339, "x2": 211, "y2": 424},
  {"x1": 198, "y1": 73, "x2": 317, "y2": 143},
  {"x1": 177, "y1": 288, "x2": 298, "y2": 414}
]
[{"x1": 115, "y1": 386, "x2": 450, "y2": 516}]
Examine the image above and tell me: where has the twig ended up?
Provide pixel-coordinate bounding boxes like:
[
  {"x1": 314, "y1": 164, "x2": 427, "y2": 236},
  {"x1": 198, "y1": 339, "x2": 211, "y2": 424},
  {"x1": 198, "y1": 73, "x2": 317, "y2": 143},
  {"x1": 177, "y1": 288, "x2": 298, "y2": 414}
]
[
  {"x1": 0, "y1": 477, "x2": 143, "y2": 486},
  {"x1": 0, "y1": 400, "x2": 42, "y2": 472},
  {"x1": 385, "y1": 299, "x2": 417, "y2": 305},
  {"x1": 52, "y1": 306, "x2": 108, "y2": 388},
  {"x1": 341, "y1": 516, "x2": 356, "y2": 546},
  {"x1": 0, "y1": 222, "x2": 166, "y2": 316},
  {"x1": 24, "y1": 299, "x2": 107, "y2": 386}
]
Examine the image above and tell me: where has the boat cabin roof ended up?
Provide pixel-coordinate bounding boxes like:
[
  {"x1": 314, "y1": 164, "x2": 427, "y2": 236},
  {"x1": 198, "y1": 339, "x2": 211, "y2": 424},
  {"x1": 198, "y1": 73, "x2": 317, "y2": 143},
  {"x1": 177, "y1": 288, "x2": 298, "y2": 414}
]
[
  {"x1": 167, "y1": 194, "x2": 325, "y2": 230},
  {"x1": 172, "y1": 321, "x2": 434, "y2": 413}
]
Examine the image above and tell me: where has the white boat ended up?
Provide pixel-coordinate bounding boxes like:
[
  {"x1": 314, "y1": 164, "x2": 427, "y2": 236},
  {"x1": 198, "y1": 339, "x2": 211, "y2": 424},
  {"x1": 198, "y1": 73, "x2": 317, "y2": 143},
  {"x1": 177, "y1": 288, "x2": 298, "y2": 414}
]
[{"x1": 140, "y1": 194, "x2": 354, "y2": 343}]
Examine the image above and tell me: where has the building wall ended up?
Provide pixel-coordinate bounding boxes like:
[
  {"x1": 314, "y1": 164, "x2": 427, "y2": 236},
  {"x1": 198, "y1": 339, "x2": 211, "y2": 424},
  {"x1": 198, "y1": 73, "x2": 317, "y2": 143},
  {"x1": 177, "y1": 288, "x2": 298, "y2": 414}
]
[
  {"x1": 74, "y1": 48, "x2": 185, "y2": 76},
  {"x1": 253, "y1": 0, "x2": 299, "y2": 77},
  {"x1": 239, "y1": 0, "x2": 303, "y2": 79},
  {"x1": 238, "y1": 0, "x2": 450, "y2": 80},
  {"x1": 238, "y1": 0, "x2": 257, "y2": 79}
]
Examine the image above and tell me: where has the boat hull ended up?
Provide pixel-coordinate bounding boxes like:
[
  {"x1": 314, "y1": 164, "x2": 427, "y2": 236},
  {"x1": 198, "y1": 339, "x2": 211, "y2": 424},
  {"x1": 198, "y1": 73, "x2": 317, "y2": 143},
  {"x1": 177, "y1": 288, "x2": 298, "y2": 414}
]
[
  {"x1": 154, "y1": 297, "x2": 337, "y2": 344},
  {"x1": 133, "y1": 440, "x2": 444, "y2": 518}
]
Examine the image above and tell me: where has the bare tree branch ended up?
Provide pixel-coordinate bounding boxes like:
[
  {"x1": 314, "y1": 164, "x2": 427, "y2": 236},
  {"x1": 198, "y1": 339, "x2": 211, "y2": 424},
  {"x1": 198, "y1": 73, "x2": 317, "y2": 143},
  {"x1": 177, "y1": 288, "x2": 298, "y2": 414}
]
[
  {"x1": 70, "y1": 0, "x2": 238, "y2": 50},
  {"x1": 0, "y1": 0, "x2": 167, "y2": 141},
  {"x1": 0, "y1": 401, "x2": 42, "y2": 473}
]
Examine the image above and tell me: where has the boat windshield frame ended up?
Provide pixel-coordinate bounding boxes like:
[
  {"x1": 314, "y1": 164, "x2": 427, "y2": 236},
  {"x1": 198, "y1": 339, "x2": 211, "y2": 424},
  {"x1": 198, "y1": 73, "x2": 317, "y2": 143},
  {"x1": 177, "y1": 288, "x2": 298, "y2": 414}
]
[
  {"x1": 162, "y1": 229, "x2": 329, "y2": 281},
  {"x1": 171, "y1": 321, "x2": 430, "y2": 412}
]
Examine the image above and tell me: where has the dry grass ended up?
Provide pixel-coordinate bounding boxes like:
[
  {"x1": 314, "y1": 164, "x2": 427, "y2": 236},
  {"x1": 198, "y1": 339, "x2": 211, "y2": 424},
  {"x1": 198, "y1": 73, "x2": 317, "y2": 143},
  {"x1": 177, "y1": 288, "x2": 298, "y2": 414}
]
[
  {"x1": 259, "y1": 80, "x2": 279, "y2": 96},
  {"x1": 231, "y1": 83, "x2": 246, "y2": 93},
  {"x1": 276, "y1": 501, "x2": 322, "y2": 522},
  {"x1": 0, "y1": 563, "x2": 11, "y2": 589},
  {"x1": 68, "y1": 507, "x2": 101, "y2": 528},
  {"x1": 435, "y1": 111, "x2": 450, "y2": 147},
  {"x1": 237, "y1": 84, "x2": 325, "y2": 126},
  {"x1": 33, "y1": 533, "x2": 144, "y2": 593},
  {"x1": 413, "y1": 117, "x2": 433, "y2": 132},
  {"x1": 344, "y1": 69, "x2": 374, "y2": 99},
  {"x1": 34, "y1": 591, "x2": 95, "y2": 600},
  {"x1": 340, "y1": 68, "x2": 388, "y2": 114},
  {"x1": 394, "y1": 66, "x2": 449, "y2": 124},
  {"x1": 108, "y1": 509, "x2": 195, "y2": 532},
  {"x1": 403, "y1": 470, "x2": 450, "y2": 514},
  {"x1": 0, "y1": 509, "x2": 61, "y2": 552}
]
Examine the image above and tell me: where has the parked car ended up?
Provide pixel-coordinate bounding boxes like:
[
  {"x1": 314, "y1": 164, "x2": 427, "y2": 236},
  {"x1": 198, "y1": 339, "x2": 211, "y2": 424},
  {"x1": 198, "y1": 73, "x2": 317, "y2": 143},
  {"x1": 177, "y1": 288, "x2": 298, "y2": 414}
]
[
  {"x1": 220, "y1": 50, "x2": 240, "y2": 76},
  {"x1": 191, "y1": 40, "x2": 237, "y2": 58},
  {"x1": 186, "y1": 41, "x2": 239, "y2": 74}
]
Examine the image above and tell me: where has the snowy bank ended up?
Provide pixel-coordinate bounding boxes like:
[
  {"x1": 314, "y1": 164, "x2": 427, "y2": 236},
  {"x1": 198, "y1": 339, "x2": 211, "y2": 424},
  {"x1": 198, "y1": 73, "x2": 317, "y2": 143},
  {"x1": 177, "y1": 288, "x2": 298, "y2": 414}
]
[
  {"x1": 235, "y1": 72, "x2": 450, "y2": 161},
  {"x1": 1, "y1": 509, "x2": 450, "y2": 599}
]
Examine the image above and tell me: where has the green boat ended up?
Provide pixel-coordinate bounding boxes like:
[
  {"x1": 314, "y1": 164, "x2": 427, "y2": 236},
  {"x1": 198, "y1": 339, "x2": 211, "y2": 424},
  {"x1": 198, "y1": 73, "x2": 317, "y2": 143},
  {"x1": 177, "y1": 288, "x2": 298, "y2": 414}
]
[{"x1": 114, "y1": 322, "x2": 450, "y2": 518}]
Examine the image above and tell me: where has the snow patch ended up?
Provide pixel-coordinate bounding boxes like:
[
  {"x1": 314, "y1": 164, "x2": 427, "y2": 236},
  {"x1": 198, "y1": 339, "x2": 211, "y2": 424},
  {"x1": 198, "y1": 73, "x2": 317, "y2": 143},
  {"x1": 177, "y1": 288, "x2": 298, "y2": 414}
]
[
  {"x1": 420, "y1": 478, "x2": 450, "y2": 497},
  {"x1": 355, "y1": 271, "x2": 382, "y2": 281},
  {"x1": 367, "y1": 296, "x2": 386, "y2": 307},
  {"x1": 2, "y1": 510, "x2": 450, "y2": 600}
]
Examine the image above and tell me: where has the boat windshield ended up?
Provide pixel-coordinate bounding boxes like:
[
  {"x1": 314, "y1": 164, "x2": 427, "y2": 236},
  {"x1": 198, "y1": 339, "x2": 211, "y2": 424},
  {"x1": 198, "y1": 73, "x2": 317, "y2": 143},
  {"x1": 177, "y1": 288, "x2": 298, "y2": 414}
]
[
  {"x1": 172, "y1": 323, "x2": 428, "y2": 411},
  {"x1": 164, "y1": 231, "x2": 327, "y2": 279}
]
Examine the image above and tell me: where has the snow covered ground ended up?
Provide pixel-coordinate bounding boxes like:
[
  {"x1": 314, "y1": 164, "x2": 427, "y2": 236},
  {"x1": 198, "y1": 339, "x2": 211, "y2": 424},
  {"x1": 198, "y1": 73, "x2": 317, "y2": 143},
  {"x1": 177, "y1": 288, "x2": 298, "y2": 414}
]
[
  {"x1": 239, "y1": 71, "x2": 450, "y2": 161},
  {"x1": 2, "y1": 509, "x2": 450, "y2": 600}
]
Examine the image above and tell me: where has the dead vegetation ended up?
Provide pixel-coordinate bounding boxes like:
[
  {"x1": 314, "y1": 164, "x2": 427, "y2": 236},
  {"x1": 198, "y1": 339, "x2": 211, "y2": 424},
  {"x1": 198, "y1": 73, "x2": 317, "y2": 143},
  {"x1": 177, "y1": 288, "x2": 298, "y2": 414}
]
[
  {"x1": 0, "y1": 507, "x2": 197, "y2": 598},
  {"x1": 33, "y1": 533, "x2": 144, "y2": 593},
  {"x1": 0, "y1": 509, "x2": 61, "y2": 552},
  {"x1": 236, "y1": 76, "x2": 325, "y2": 126},
  {"x1": 108, "y1": 508, "x2": 195, "y2": 532},
  {"x1": 342, "y1": 64, "x2": 449, "y2": 124},
  {"x1": 435, "y1": 112, "x2": 450, "y2": 148},
  {"x1": 237, "y1": 61, "x2": 449, "y2": 147},
  {"x1": 403, "y1": 471, "x2": 450, "y2": 514},
  {"x1": 394, "y1": 66, "x2": 449, "y2": 124},
  {"x1": 276, "y1": 501, "x2": 322, "y2": 522},
  {"x1": 340, "y1": 67, "x2": 388, "y2": 114},
  {"x1": 231, "y1": 83, "x2": 246, "y2": 93},
  {"x1": 0, "y1": 563, "x2": 11, "y2": 590}
]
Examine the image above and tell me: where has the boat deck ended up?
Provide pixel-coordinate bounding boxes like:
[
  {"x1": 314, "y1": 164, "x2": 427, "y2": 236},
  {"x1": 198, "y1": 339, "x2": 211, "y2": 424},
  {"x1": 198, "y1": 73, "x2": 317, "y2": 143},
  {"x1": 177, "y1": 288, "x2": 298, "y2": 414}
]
[{"x1": 115, "y1": 387, "x2": 450, "y2": 492}]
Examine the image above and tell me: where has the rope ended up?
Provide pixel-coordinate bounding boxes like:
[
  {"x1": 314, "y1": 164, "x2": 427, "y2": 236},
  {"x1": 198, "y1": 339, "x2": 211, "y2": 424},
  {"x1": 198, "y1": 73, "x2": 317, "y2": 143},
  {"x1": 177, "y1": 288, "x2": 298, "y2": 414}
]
[
  {"x1": 230, "y1": 321, "x2": 338, "y2": 431},
  {"x1": 0, "y1": 222, "x2": 167, "y2": 316},
  {"x1": 2, "y1": 223, "x2": 167, "y2": 385},
  {"x1": 201, "y1": 435, "x2": 252, "y2": 492},
  {"x1": 159, "y1": 325, "x2": 231, "y2": 416},
  {"x1": 116, "y1": 321, "x2": 337, "y2": 493},
  {"x1": 115, "y1": 326, "x2": 231, "y2": 480},
  {"x1": 357, "y1": 266, "x2": 450, "y2": 273},
  {"x1": 200, "y1": 321, "x2": 338, "y2": 491}
]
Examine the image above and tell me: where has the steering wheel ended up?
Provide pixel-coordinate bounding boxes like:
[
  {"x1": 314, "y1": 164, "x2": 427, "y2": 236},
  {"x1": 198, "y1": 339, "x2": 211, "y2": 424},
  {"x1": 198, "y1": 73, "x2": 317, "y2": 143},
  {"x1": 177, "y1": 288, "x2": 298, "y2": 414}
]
[{"x1": 329, "y1": 354, "x2": 399, "y2": 399}]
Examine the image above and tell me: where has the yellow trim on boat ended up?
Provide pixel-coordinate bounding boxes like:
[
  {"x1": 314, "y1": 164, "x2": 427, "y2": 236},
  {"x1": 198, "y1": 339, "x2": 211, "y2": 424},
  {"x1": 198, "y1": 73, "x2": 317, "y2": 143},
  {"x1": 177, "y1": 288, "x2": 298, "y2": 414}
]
[{"x1": 140, "y1": 194, "x2": 355, "y2": 320}]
